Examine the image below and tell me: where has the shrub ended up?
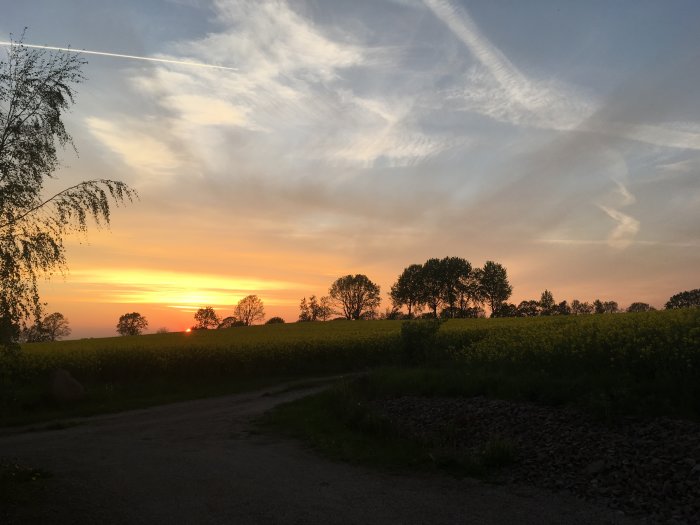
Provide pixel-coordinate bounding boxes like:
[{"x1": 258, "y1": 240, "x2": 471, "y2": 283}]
[{"x1": 400, "y1": 318, "x2": 442, "y2": 364}]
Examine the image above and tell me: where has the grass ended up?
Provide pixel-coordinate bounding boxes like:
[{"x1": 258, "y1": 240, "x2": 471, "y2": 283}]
[
  {"x1": 0, "y1": 374, "x2": 321, "y2": 428},
  {"x1": 260, "y1": 382, "x2": 427, "y2": 471},
  {"x1": 261, "y1": 375, "x2": 518, "y2": 478},
  {"x1": 262, "y1": 308, "x2": 700, "y2": 476},
  {"x1": 2, "y1": 309, "x2": 696, "y2": 518},
  {"x1": 3, "y1": 308, "x2": 699, "y2": 427},
  {"x1": 1, "y1": 320, "x2": 404, "y2": 427}
]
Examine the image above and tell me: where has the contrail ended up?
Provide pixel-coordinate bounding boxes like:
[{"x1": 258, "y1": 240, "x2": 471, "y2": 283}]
[{"x1": 0, "y1": 41, "x2": 237, "y2": 71}]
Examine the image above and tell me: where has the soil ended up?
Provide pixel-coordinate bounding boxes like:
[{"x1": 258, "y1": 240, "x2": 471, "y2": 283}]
[
  {"x1": 1, "y1": 378, "x2": 639, "y2": 525},
  {"x1": 374, "y1": 396, "x2": 700, "y2": 525}
]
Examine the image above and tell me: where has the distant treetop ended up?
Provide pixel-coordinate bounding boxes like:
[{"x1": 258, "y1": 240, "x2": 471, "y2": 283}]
[{"x1": 665, "y1": 289, "x2": 700, "y2": 310}]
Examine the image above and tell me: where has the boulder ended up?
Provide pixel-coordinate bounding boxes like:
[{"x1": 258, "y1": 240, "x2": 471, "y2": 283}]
[{"x1": 47, "y1": 369, "x2": 85, "y2": 403}]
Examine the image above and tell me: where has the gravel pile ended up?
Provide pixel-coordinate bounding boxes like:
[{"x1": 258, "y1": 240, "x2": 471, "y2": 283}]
[{"x1": 372, "y1": 396, "x2": 700, "y2": 524}]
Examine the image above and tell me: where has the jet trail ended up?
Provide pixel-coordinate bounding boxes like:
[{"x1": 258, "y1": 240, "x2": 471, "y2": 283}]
[{"x1": 0, "y1": 41, "x2": 237, "y2": 71}]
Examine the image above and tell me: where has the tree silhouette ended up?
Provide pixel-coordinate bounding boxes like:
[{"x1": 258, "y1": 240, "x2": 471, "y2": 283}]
[
  {"x1": 234, "y1": 295, "x2": 265, "y2": 326},
  {"x1": 390, "y1": 263, "x2": 425, "y2": 318},
  {"x1": 217, "y1": 316, "x2": 244, "y2": 329},
  {"x1": 22, "y1": 311, "x2": 71, "y2": 342},
  {"x1": 665, "y1": 289, "x2": 700, "y2": 309},
  {"x1": 571, "y1": 299, "x2": 593, "y2": 315},
  {"x1": 420, "y1": 257, "x2": 472, "y2": 318},
  {"x1": 40, "y1": 312, "x2": 71, "y2": 341},
  {"x1": 594, "y1": 299, "x2": 619, "y2": 314},
  {"x1": 517, "y1": 300, "x2": 540, "y2": 317},
  {"x1": 116, "y1": 312, "x2": 148, "y2": 336},
  {"x1": 329, "y1": 274, "x2": 381, "y2": 320},
  {"x1": 193, "y1": 306, "x2": 220, "y2": 329},
  {"x1": 627, "y1": 302, "x2": 656, "y2": 313},
  {"x1": 539, "y1": 290, "x2": 556, "y2": 315},
  {"x1": 0, "y1": 35, "x2": 135, "y2": 345},
  {"x1": 478, "y1": 261, "x2": 513, "y2": 317}
]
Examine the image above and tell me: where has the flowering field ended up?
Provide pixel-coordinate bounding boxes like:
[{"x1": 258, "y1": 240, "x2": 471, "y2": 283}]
[
  {"x1": 2, "y1": 308, "x2": 699, "y2": 422},
  {"x1": 17, "y1": 320, "x2": 402, "y2": 382}
]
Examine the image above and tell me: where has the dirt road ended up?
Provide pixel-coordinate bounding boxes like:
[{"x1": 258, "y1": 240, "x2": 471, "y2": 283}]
[{"x1": 1, "y1": 379, "x2": 638, "y2": 524}]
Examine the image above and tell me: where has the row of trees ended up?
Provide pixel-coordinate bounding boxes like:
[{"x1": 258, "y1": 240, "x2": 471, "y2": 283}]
[
  {"x1": 23, "y1": 287, "x2": 700, "y2": 340},
  {"x1": 114, "y1": 295, "x2": 270, "y2": 336},
  {"x1": 111, "y1": 285, "x2": 700, "y2": 336},
  {"x1": 191, "y1": 295, "x2": 266, "y2": 330},
  {"x1": 296, "y1": 263, "x2": 699, "y2": 322},
  {"x1": 492, "y1": 289, "x2": 700, "y2": 318},
  {"x1": 293, "y1": 258, "x2": 512, "y2": 322},
  {"x1": 493, "y1": 290, "x2": 624, "y2": 318},
  {"x1": 389, "y1": 258, "x2": 512, "y2": 318}
]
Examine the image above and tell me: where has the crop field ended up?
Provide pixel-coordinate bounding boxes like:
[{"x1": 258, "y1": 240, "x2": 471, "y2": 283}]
[
  {"x1": 16, "y1": 320, "x2": 402, "y2": 382},
  {"x1": 412, "y1": 308, "x2": 700, "y2": 418},
  {"x1": 2, "y1": 308, "x2": 699, "y2": 424}
]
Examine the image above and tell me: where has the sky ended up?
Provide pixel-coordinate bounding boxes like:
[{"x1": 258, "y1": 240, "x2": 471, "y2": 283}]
[{"x1": 2, "y1": 0, "x2": 699, "y2": 338}]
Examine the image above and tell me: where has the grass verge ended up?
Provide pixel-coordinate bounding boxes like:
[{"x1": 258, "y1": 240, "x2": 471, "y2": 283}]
[
  {"x1": 260, "y1": 373, "x2": 517, "y2": 478},
  {"x1": 1, "y1": 374, "x2": 318, "y2": 429}
]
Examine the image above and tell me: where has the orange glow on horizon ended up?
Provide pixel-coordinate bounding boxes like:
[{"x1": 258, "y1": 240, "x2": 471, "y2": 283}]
[{"x1": 63, "y1": 268, "x2": 305, "y2": 308}]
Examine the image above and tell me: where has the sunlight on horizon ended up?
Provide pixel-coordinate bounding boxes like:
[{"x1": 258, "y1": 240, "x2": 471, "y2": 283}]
[{"x1": 66, "y1": 268, "x2": 304, "y2": 309}]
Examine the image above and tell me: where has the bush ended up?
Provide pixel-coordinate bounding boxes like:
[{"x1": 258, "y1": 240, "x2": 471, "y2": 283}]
[
  {"x1": 265, "y1": 317, "x2": 285, "y2": 325},
  {"x1": 400, "y1": 318, "x2": 443, "y2": 364}
]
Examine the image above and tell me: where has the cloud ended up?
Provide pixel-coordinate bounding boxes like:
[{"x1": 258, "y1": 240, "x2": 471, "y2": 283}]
[
  {"x1": 85, "y1": 117, "x2": 181, "y2": 181},
  {"x1": 657, "y1": 159, "x2": 699, "y2": 173},
  {"x1": 82, "y1": 0, "x2": 700, "y2": 257},
  {"x1": 424, "y1": 0, "x2": 593, "y2": 130},
  {"x1": 161, "y1": 94, "x2": 250, "y2": 127},
  {"x1": 424, "y1": 0, "x2": 700, "y2": 150},
  {"x1": 597, "y1": 205, "x2": 640, "y2": 249},
  {"x1": 115, "y1": 0, "x2": 455, "y2": 169}
]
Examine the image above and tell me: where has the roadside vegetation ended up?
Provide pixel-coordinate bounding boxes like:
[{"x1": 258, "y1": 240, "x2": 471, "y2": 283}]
[
  {"x1": 3, "y1": 308, "x2": 698, "y2": 428},
  {"x1": 263, "y1": 307, "x2": 700, "y2": 475},
  {"x1": 0, "y1": 321, "x2": 402, "y2": 426}
]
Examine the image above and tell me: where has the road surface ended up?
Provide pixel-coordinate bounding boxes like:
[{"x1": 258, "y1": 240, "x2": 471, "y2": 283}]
[{"x1": 1, "y1": 379, "x2": 638, "y2": 524}]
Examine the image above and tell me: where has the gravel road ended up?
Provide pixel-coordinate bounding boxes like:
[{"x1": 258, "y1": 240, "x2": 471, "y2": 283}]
[{"x1": 1, "y1": 379, "x2": 638, "y2": 525}]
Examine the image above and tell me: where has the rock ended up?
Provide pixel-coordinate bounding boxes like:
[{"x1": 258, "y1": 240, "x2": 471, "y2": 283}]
[
  {"x1": 47, "y1": 368, "x2": 85, "y2": 403},
  {"x1": 371, "y1": 394, "x2": 700, "y2": 524}
]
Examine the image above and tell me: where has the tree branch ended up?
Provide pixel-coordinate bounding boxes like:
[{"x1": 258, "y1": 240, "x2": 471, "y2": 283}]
[{"x1": 0, "y1": 180, "x2": 115, "y2": 230}]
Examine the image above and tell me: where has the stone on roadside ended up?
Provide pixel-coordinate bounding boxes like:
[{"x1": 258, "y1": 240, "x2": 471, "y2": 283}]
[{"x1": 47, "y1": 369, "x2": 85, "y2": 403}]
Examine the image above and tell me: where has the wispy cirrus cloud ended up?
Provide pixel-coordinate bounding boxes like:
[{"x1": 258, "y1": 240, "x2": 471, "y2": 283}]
[
  {"x1": 598, "y1": 205, "x2": 640, "y2": 249},
  {"x1": 94, "y1": 0, "x2": 456, "y2": 170},
  {"x1": 85, "y1": 117, "x2": 181, "y2": 181},
  {"x1": 423, "y1": 0, "x2": 700, "y2": 150},
  {"x1": 423, "y1": 0, "x2": 593, "y2": 130}
]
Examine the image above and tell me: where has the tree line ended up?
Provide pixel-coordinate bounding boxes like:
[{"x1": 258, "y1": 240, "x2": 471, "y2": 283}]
[
  {"x1": 293, "y1": 260, "x2": 700, "y2": 322},
  {"x1": 17, "y1": 283, "x2": 700, "y2": 340},
  {"x1": 303, "y1": 257, "x2": 510, "y2": 320},
  {"x1": 293, "y1": 258, "x2": 511, "y2": 322}
]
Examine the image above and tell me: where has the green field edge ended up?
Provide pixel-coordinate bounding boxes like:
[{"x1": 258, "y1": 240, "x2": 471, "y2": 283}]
[
  {"x1": 259, "y1": 370, "x2": 518, "y2": 480},
  {"x1": 0, "y1": 373, "x2": 343, "y2": 430}
]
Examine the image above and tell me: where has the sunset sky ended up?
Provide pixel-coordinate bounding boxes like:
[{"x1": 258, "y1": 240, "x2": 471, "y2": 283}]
[{"x1": 3, "y1": 0, "x2": 699, "y2": 337}]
